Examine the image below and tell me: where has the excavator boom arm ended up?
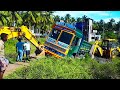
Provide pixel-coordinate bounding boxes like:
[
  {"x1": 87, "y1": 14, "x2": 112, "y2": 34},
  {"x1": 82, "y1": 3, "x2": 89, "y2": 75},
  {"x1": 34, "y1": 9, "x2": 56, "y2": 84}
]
[
  {"x1": 19, "y1": 26, "x2": 39, "y2": 48},
  {"x1": 0, "y1": 25, "x2": 41, "y2": 50},
  {"x1": 92, "y1": 40, "x2": 103, "y2": 56}
]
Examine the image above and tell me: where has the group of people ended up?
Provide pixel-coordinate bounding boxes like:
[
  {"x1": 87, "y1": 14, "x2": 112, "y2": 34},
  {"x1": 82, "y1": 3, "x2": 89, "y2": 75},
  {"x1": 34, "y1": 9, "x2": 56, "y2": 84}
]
[
  {"x1": 0, "y1": 33, "x2": 31, "y2": 79},
  {"x1": 16, "y1": 38, "x2": 31, "y2": 62}
]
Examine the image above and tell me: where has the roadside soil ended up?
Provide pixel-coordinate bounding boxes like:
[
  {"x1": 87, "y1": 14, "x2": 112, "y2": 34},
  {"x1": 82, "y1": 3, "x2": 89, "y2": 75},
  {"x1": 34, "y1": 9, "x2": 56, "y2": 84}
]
[{"x1": 3, "y1": 54, "x2": 37, "y2": 78}]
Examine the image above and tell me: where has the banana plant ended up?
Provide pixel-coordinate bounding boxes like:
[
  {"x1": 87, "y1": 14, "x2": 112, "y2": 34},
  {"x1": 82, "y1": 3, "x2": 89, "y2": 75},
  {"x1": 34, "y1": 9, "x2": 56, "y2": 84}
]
[{"x1": 0, "y1": 11, "x2": 9, "y2": 26}]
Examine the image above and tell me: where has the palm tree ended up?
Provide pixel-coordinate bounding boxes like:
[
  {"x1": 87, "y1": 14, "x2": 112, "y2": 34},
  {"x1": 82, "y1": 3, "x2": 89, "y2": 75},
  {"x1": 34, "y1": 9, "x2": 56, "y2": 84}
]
[
  {"x1": 71, "y1": 17, "x2": 76, "y2": 23},
  {"x1": 93, "y1": 21, "x2": 99, "y2": 30},
  {"x1": 82, "y1": 15, "x2": 87, "y2": 21},
  {"x1": 54, "y1": 15, "x2": 60, "y2": 23},
  {"x1": 21, "y1": 11, "x2": 38, "y2": 30},
  {"x1": 76, "y1": 17, "x2": 82, "y2": 23},
  {"x1": 0, "y1": 11, "x2": 8, "y2": 26},
  {"x1": 109, "y1": 18, "x2": 115, "y2": 31},
  {"x1": 7, "y1": 11, "x2": 23, "y2": 27},
  {"x1": 64, "y1": 14, "x2": 71, "y2": 23},
  {"x1": 60, "y1": 17, "x2": 64, "y2": 21}
]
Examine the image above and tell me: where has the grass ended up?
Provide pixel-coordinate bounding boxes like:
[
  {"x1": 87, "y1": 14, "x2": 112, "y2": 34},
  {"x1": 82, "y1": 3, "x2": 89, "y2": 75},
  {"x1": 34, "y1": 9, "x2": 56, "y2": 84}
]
[
  {"x1": 4, "y1": 56, "x2": 120, "y2": 79},
  {"x1": 89, "y1": 41, "x2": 95, "y2": 45},
  {"x1": 4, "y1": 57, "x2": 93, "y2": 79}
]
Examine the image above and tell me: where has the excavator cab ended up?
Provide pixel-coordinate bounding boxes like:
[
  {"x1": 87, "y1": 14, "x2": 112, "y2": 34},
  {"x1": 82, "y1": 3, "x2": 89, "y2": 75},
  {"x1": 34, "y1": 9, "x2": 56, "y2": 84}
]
[{"x1": 102, "y1": 39, "x2": 118, "y2": 50}]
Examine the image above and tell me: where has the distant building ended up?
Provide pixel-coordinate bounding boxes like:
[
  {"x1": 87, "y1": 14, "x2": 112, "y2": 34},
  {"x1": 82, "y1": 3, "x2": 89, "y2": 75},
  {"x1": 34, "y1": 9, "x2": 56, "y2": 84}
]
[
  {"x1": 89, "y1": 30, "x2": 101, "y2": 41},
  {"x1": 83, "y1": 18, "x2": 101, "y2": 42}
]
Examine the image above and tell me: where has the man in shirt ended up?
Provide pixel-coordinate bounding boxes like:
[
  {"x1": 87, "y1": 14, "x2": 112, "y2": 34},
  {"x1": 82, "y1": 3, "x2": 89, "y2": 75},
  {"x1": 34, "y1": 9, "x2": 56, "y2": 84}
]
[
  {"x1": 23, "y1": 40, "x2": 31, "y2": 61},
  {"x1": 16, "y1": 38, "x2": 24, "y2": 62},
  {"x1": 0, "y1": 33, "x2": 9, "y2": 79}
]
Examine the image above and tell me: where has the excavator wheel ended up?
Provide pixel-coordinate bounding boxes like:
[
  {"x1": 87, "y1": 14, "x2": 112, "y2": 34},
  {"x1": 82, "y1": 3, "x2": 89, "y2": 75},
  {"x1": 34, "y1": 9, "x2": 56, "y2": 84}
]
[{"x1": 111, "y1": 50, "x2": 119, "y2": 59}]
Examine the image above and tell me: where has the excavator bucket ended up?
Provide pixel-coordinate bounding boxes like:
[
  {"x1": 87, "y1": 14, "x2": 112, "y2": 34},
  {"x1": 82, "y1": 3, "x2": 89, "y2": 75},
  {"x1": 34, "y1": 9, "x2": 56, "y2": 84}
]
[
  {"x1": 30, "y1": 45, "x2": 45, "y2": 59},
  {"x1": 34, "y1": 45, "x2": 45, "y2": 58}
]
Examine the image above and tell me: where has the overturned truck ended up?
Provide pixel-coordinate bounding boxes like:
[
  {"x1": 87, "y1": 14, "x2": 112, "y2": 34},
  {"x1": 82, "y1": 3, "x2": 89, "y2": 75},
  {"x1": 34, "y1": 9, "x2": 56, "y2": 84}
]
[{"x1": 44, "y1": 22, "x2": 92, "y2": 58}]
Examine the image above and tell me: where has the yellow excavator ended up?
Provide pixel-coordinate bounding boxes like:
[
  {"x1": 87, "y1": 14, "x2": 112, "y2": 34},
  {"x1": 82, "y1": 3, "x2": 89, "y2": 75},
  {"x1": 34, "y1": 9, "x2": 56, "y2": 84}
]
[
  {"x1": 0, "y1": 25, "x2": 45, "y2": 58},
  {"x1": 92, "y1": 38, "x2": 120, "y2": 59}
]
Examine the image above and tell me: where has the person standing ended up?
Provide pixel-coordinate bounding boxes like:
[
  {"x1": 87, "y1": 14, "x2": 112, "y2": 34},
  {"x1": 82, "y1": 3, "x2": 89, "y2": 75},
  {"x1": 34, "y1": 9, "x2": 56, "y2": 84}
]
[
  {"x1": 23, "y1": 40, "x2": 31, "y2": 61},
  {"x1": 0, "y1": 33, "x2": 9, "y2": 79},
  {"x1": 16, "y1": 38, "x2": 24, "y2": 62}
]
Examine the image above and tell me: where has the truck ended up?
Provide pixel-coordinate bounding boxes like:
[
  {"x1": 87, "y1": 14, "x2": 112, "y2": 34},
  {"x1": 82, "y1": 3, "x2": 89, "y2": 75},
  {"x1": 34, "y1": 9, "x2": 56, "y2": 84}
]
[{"x1": 44, "y1": 22, "x2": 92, "y2": 58}]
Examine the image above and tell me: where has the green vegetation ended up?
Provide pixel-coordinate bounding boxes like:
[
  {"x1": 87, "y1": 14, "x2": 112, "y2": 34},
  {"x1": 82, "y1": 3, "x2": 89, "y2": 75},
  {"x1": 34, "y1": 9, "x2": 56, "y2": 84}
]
[
  {"x1": 105, "y1": 31, "x2": 117, "y2": 39},
  {"x1": 4, "y1": 56, "x2": 120, "y2": 79},
  {"x1": 5, "y1": 39, "x2": 18, "y2": 63},
  {"x1": 4, "y1": 57, "x2": 92, "y2": 79},
  {"x1": 89, "y1": 41, "x2": 95, "y2": 45}
]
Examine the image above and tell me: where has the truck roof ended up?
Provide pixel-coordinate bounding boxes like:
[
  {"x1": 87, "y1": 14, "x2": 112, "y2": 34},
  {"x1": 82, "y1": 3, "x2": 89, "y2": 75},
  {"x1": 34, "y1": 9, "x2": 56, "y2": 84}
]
[{"x1": 52, "y1": 24, "x2": 75, "y2": 33}]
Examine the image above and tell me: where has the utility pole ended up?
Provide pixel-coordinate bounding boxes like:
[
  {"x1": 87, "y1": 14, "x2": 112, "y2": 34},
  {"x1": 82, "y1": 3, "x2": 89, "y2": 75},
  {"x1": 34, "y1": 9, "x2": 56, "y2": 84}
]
[
  {"x1": 119, "y1": 19, "x2": 120, "y2": 36},
  {"x1": 82, "y1": 21, "x2": 83, "y2": 32},
  {"x1": 102, "y1": 22, "x2": 104, "y2": 39}
]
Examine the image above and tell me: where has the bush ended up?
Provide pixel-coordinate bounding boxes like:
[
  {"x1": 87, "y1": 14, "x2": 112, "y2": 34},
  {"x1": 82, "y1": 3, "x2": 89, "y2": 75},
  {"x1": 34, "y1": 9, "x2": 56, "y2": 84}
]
[
  {"x1": 5, "y1": 39, "x2": 18, "y2": 63},
  {"x1": 5, "y1": 56, "x2": 120, "y2": 79},
  {"x1": 90, "y1": 58, "x2": 119, "y2": 79},
  {"x1": 105, "y1": 31, "x2": 117, "y2": 39},
  {"x1": 5, "y1": 57, "x2": 93, "y2": 79}
]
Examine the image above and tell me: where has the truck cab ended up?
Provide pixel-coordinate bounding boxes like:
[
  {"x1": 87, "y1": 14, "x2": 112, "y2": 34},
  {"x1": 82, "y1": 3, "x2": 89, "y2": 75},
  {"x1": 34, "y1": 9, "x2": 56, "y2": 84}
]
[{"x1": 44, "y1": 23, "x2": 75, "y2": 58}]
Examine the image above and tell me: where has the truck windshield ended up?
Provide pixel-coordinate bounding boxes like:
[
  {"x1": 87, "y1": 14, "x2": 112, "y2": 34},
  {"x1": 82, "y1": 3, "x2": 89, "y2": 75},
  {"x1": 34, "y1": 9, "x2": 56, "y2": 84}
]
[
  {"x1": 49, "y1": 28, "x2": 61, "y2": 40},
  {"x1": 58, "y1": 31, "x2": 73, "y2": 45}
]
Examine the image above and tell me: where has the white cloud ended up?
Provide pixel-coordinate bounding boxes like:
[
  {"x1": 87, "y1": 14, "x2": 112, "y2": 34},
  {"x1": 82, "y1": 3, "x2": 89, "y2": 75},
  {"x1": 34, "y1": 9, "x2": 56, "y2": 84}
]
[{"x1": 104, "y1": 17, "x2": 120, "y2": 23}]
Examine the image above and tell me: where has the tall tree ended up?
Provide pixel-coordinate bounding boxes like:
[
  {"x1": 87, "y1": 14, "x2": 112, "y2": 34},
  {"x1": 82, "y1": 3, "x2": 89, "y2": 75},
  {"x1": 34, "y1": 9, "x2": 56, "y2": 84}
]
[
  {"x1": 82, "y1": 15, "x2": 87, "y2": 21},
  {"x1": 60, "y1": 17, "x2": 64, "y2": 21},
  {"x1": 54, "y1": 15, "x2": 60, "y2": 22},
  {"x1": 93, "y1": 21, "x2": 99, "y2": 30},
  {"x1": 64, "y1": 14, "x2": 71, "y2": 23},
  {"x1": 0, "y1": 11, "x2": 8, "y2": 26},
  {"x1": 76, "y1": 17, "x2": 82, "y2": 23},
  {"x1": 71, "y1": 17, "x2": 76, "y2": 23},
  {"x1": 108, "y1": 18, "x2": 115, "y2": 31}
]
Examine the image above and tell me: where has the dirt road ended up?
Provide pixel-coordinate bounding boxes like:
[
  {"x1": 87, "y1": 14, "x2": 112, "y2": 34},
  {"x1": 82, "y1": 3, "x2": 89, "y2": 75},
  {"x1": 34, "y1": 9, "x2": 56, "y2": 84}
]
[
  {"x1": 3, "y1": 62, "x2": 29, "y2": 78},
  {"x1": 3, "y1": 53, "x2": 42, "y2": 78}
]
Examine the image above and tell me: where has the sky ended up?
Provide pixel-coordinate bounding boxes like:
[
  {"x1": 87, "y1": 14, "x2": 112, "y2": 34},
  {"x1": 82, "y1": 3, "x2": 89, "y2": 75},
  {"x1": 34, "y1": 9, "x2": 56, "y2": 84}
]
[{"x1": 53, "y1": 11, "x2": 120, "y2": 23}]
